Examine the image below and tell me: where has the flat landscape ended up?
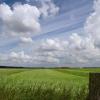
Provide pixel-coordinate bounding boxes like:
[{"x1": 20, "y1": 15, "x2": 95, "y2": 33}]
[{"x1": 0, "y1": 68, "x2": 100, "y2": 100}]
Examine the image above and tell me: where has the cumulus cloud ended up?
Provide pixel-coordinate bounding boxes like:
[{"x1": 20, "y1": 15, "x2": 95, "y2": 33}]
[
  {"x1": 20, "y1": 37, "x2": 33, "y2": 44},
  {"x1": 0, "y1": 3, "x2": 41, "y2": 37},
  {"x1": 30, "y1": 0, "x2": 100, "y2": 67},
  {"x1": 0, "y1": 51, "x2": 32, "y2": 66},
  {"x1": 0, "y1": 36, "x2": 100, "y2": 67},
  {"x1": 84, "y1": 0, "x2": 100, "y2": 47},
  {"x1": 38, "y1": 0, "x2": 59, "y2": 18},
  {"x1": 39, "y1": 38, "x2": 64, "y2": 51},
  {"x1": 10, "y1": 51, "x2": 32, "y2": 63},
  {"x1": 0, "y1": 0, "x2": 59, "y2": 38},
  {"x1": 1, "y1": 0, "x2": 100, "y2": 67}
]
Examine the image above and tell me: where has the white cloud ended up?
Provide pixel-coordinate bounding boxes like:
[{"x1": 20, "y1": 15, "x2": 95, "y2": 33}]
[
  {"x1": 0, "y1": 0, "x2": 59, "y2": 38},
  {"x1": 84, "y1": 0, "x2": 100, "y2": 47},
  {"x1": 1, "y1": 0, "x2": 100, "y2": 67},
  {"x1": 0, "y1": 3, "x2": 41, "y2": 37},
  {"x1": 0, "y1": 35, "x2": 100, "y2": 67},
  {"x1": 39, "y1": 0, "x2": 59, "y2": 18},
  {"x1": 10, "y1": 51, "x2": 32, "y2": 63},
  {"x1": 20, "y1": 37, "x2": 33, "y2": 44},
  {"x1": 39, "y1": 38, "x2": 64, "y2": 51},
  {"x1": 0, "y1": 51, "x2": 32, "y2": 66}
]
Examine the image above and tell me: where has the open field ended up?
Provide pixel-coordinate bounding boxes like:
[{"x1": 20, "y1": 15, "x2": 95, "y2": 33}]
[{"x1": 0, "y1": 68, "x2": 100, "y2": 100}]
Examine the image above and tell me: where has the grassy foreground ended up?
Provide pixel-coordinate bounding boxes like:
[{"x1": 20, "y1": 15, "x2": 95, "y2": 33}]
[{"x1": 0, "y1": 68, "x2": 100, "y2": 100}]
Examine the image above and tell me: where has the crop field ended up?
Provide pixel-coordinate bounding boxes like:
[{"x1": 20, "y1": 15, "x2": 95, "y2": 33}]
[{"x1": 0, "y1": 68, "x2": 100, "y2": 100}]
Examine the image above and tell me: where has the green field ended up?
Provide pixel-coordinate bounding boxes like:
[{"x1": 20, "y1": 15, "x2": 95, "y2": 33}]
[{"x1": 0, "y1": 68, "x2": 100, "y2": 100}]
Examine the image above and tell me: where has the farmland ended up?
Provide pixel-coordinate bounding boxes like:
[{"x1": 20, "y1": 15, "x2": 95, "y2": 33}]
[{"x1": 0, "y1": 68, "x2": 100, "y2": 100}]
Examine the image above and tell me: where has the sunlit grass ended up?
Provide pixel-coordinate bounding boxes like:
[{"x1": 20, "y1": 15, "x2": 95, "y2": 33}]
[{"x1": 0, "y1": 68, "x2": 99, "y2": 100}]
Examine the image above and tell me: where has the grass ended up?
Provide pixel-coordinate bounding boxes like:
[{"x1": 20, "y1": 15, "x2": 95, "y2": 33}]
[{"x1": 0, "y1": 68, "x2": 100, "y2": 100}]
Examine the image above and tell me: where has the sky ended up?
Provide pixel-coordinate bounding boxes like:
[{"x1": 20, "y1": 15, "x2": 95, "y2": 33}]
[{"x1": 0, "y1": 0, "x2": 100, "y2": 67}]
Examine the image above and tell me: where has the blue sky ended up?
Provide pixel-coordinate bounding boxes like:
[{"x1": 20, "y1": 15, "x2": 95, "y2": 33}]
[{"x1": 1, "y1": 0, "x2": 100, "y2": 67}]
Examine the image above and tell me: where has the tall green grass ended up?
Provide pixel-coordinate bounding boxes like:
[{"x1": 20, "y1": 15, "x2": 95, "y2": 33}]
[
  {"x1": 0, "y1": 68, "x2": 98, "y2": 100},
  {"x1": 0, "y1": 81, "x2": 88, "y2": 100}
]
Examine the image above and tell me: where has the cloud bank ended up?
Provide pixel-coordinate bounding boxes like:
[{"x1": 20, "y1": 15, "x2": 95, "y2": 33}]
[{"x1": 1, "y1": 0, "x2": 100, "y2": 67}]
